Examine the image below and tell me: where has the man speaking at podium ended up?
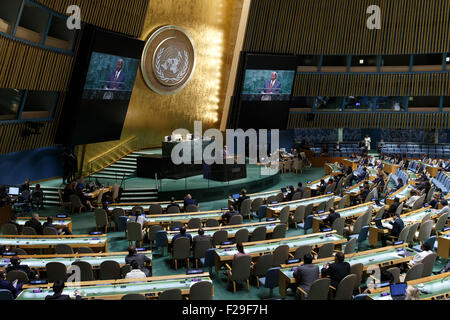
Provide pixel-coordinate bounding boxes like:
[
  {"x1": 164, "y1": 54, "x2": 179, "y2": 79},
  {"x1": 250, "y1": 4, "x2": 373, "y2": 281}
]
[
  {"x1": 261, "y1": 72, "x2": 281, "y2": 101},
  {"x1": 105, "y1": 59, "x2": 126, "y2": 91}
]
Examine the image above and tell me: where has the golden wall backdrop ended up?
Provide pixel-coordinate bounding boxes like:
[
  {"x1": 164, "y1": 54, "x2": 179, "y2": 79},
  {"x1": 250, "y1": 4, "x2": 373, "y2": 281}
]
[
  {"x1": 287, "y1": 112, "x2": 450, "y2": 130},
  {"x1": 244, "y1": 0, "x2": 450, "y2": 55},
  {"x1": 0, "y1": 0, "x2": 150, "y2": 156},
  {"x1": 82, "y1": 0, "x2": 243, "y2": 173}
]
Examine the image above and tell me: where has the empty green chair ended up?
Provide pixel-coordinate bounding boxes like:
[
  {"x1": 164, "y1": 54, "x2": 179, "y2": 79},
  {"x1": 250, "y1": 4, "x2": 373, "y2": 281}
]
[{"x1": 189, "y1": 281, "x2": 213, "y2": 300}]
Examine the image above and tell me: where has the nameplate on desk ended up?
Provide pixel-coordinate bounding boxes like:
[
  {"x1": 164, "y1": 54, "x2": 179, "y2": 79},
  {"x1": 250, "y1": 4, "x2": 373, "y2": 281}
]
[
  {"x1": 186, "y1": 269, "x2": 204, "y2": 275},
  {"x1": 443, "y1": 227, "x2": 450, "y2": 232},
  {"x1": 266, "y1": 218, "x2": 276, "y2": 222},
  {"x1": 270, "y1": 201, "x2": 278, "y2": 204},
  {"x1": 2, "y1": 252, "x2": 17, "y2": 256},
  {"x1": 321, "y1": 228, "x2": 332, "y2": 232},
  {"x1": 286, "y1": 259, "x2": 300, "y2": 264},
  {"x1": 136, "y1": 248, "x2": 146, "y2": 252},
  {"x1": 394, "y1": 241, "x2": 404, "y2": 246},
  {"x1": 221, "y1": 241, "x2": 234, "y2": 246},
  {"x1": 89, "y1": 231, "x2": 102, "y2": 235},
  {"x1": 30, "y1": 279, "x2": 48, "y2": 285},
  {"x1": 56, "y1": 215, "x2": 67, "y2": 218}
]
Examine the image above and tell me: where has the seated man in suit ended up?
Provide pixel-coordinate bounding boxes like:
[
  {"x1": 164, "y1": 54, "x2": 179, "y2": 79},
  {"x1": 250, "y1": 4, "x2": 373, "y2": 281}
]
[
  {"x1": 235, "y1": 189, "x2": 249, "y2": 210},
  {"x1": 125, "y1": 246, "x2": 151, "y2": 277},
  {"x1": 221, "y1": 205, "x2": 240, "y2": 224},
  {"x1": 320, "y1": 252, "x2": 351, "y2": 289},
  {"x1": 285, "y1": 185, "x2": 296, "y2": 202},
  {"x1": 294, "y1": 253, "x2": 319, "y2": 299},
  {"x1": 322, "y1": 208, "x2": 341, "y2": 228},
  {"x1": 296, "y1": 182, "x2": 306, "y2": 198},
  {"x1": 193, "y1": 228, "x2": 212, "y2": 245},
  {"x1": 381, "y1": 212, "x2": 404, "y2": 246},
  {"x1": 43, "y1": 216, "x2": 72, "y2": 235},
  {"x1": 171, "y1": 227, "x2": 192, "y2": 248},
  {"x1": 30, "y1": 184, "x2": 44, "y2": 210},
  {"x1": 6, "y1": 256, "x2": 38, "y2": 281},
  {"x1": 166, "y1": 197, "x2": 180, "y2": 211},
  {"x1": 24, "y1": 213, "x2": 43, "y2": 235},
  {"x1": 384, "y1": 198, "x2": 401, "y2": 218},
  {"x1": 357, "y1": 184, "x2": 371, "y2": 204},
  {"x1": 0, "y1": 267, "x2": 23, "y2": 299},
  {"x1": 7, "y1": 216, "x2": 22, "y2": 234},
  {"x1": 183, "y1": 194, "x2": 198, "y2": 210},
  {"x1": 45, "y1": 280, "x2": 81, "y2": 300}
]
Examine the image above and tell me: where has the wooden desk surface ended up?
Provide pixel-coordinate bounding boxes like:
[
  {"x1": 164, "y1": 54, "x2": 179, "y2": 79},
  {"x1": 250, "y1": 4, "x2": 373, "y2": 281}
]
[{"x1": 367, "y1": 272, "x2": 450, "y2": 300}]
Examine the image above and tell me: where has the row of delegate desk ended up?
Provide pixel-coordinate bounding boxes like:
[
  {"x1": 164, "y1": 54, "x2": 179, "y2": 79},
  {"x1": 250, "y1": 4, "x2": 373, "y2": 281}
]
[
  {"x1": 15, "y1": 217, "x2": 73, "y2": 232},
  {"x1": 368, "y1": 206, "x2": 443, "y2": 248},
  {"x1": 16, "y1": 273, "x2": 212, "y2": 300},
  {"x1": 278, "y1": 244, "x2": 417, "y2": 298},
  {"x1": 0, "y1": 234, "x2": 108, "y2": 252},
  {"x1": 213, "y1": 231, "x2": 347, "y2": 272},
  {"x1": 0, "y1": 251, "x2": 152, "y2": 271}
]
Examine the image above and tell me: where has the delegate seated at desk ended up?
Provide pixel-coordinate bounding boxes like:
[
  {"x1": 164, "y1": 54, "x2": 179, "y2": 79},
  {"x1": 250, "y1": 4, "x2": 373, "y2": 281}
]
[
  {"x1": 125, "y1": 246, "x2": 151, "y2": 277},
  {"x1": 320, "y1": 252, "x2": 351, "y2": 289},
  {"x1": 322, "y1": 208, "x2": 340, "y2": 227},
  {"x1": 381, "y1": 213, "x2": 404, "y2": 246},
  {"x1": 221, "y1": 205, "x2": 240, "y2": 224},
  {"x1": 183, "y1": 194, "x2": 198, "y2": 209},
  {"x1": 293, "y1": 253, "x2": 319, "y2": 298}
]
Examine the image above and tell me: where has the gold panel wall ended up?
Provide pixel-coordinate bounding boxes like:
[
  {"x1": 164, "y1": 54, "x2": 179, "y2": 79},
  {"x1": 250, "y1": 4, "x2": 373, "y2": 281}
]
[
  {"x1": 244, "y1": 0, "x2": 450, "y2": 55},
  {"x1": 0, "y1": 36, "x2": 73, "y2": 91},
  {"x1": 0, "y1": 1, "x2": 149, "y2": 156},
  {"x1": 287, "y1": 112, "x2": 450, "y2": 130},
  {"x1": 82, "y1": 0, "x2": 242, "y2": 173},
  {"x1": 37, "y1": 0, "x2": 149, "y2": 37},
  {"x1": 293, "y1": 72, "x2": 450, "y2": 97}
]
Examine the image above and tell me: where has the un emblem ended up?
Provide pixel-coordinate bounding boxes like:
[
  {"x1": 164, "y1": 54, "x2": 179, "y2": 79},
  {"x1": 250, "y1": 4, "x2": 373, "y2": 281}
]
[{"x1": 141, "y1": 26, "x2": 196, "y2": 95}]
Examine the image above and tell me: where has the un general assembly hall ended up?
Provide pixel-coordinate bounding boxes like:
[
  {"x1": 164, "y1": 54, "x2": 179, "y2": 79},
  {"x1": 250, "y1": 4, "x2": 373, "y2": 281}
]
[{"x1": 0, "y1": 0, "x2": 449, "y2": 312}]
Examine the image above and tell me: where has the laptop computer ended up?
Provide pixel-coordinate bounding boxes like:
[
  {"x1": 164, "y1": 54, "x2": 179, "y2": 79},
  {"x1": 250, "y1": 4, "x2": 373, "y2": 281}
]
[
  {"x1": 8, "y1": 187, "x2": 19, "y2": 196},
  {"x1": 374, "y1": 218, "x2": 387, "y2": 229},
  {"x1": 390, "y1": 283, "x2": 407, "y2": 300},
  {"x1": 281, "y1": 188, "x2": 287, "y2": 193}
]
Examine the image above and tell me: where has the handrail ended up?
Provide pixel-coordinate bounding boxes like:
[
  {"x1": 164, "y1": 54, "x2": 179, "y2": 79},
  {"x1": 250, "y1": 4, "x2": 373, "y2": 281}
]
[{"x1": 85, "y1": 136, "x2": 138, "y2": 177}]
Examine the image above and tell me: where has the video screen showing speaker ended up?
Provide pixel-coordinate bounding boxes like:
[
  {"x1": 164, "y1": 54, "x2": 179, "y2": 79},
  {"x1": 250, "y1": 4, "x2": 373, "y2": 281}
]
[
  {"x1": 229, "y1": 53, "x2": 298, "y2": 130},
  {"x1": 241, "y1": 69, "x2": 295, "y2": 102},
  {"x1": 82, "y1": 52, "x2": 140, "y2": 101},
  {"x1": 56, "y1": 25, "x2": 145, "y2": 146}
]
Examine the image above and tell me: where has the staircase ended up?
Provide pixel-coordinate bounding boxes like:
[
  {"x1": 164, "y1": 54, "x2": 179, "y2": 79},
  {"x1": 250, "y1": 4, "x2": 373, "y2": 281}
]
[
  {"x1": 89, "y1": 152, "x2": 139, "y2": 180},
  {"x1": 39, "y1": 186, "x2": 63, "y2": 206},
  {"x1": 37, "y1": 150, "x2": 161, "y2": 206},
  {"x1": 119, "y1": 188, "x2": 159, "y2": 203}
]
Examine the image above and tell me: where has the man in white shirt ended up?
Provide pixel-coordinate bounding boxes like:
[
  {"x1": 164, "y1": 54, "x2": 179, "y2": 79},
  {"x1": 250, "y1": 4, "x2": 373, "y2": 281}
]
[
  {"x1": 404, "y1": 189, "x2": 420, "y2": 208},
  {"x1": 408, "y1": 243, "x2": 433, "y2": 266},
  {"x1": 438, "y1": 200, "x2": 449, "y2": 215},
  {"x1": 125, "y1": 260, "x2": 147, "y2": 279}
]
